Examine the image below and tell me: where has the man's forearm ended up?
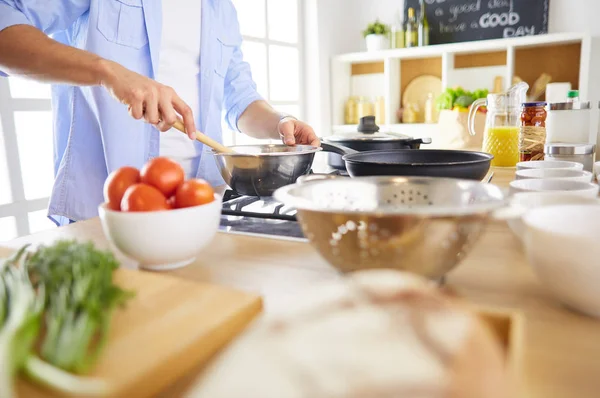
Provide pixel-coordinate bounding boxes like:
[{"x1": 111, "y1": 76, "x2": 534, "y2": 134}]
[
  {"x1": 237, "y1": 100, "x2": 282, "y2": 140},
  {"x1": 0, "y1": 24, "x2": 113, "y2": 86}
]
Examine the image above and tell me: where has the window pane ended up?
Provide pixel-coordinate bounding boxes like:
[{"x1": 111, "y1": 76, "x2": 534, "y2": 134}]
[
  {"x1": 14, "y1": 111, "x2": 54, "y2": 200},
  {"x1": 0, "y1": 114, "x2": 12, "y2": 205},
  {"x1": 268, "y1": 46, "x2": 299, "y2": 102},
  {"x1": 8, "y1": 77, "x2": 51, "y2": 99},
  {"x1": 0, "y1": 217, "x2": 17, "y2": 242},
  {"x1": 232, "y1": 0, "x2": 266, "y2": 38},
  {"x1": 268, "y1": 0, "x2": 298, "y2": 43},
  {"x1": 28, "y1": 209, "x2": 55, "y2": 234},
  {"x1": 241, "y1": 41, "x2": 268, "y2": 99}
]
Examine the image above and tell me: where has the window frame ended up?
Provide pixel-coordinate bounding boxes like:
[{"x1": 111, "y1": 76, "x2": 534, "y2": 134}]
[
  {"x1": 0, "y1": 78, "x2": 52, "y2": 239},
  {"x1": 226, "y1": 0, "x2": 306, "y2": 145}
]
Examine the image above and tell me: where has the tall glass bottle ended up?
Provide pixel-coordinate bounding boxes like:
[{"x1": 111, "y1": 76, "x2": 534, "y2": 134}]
[
  {"x1": 418, "y1": 0, "x2": 429, "y2": 46},
  {"x1": 405, "y1": 8, "x2": 418, "y2": 48}
]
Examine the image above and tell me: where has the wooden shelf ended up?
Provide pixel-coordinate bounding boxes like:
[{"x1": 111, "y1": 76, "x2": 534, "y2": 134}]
[{"x1": 330, "y1": 32, "x2": 600, "y2": 147}]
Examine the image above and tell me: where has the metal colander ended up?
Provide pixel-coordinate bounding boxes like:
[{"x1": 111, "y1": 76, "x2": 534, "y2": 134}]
[{"x1": 274, "y1": 177, "x2": 505, "y2": 279}]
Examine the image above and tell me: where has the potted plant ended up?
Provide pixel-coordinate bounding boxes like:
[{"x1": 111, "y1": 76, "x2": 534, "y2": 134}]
[{"x1": 363, "y1": 20, "x2": 390, "y2": 52}]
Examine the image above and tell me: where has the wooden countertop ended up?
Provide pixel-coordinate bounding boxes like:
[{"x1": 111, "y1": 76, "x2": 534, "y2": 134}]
[{"x1": 4, "y1": 167, "x2": 600, "y2": 398}]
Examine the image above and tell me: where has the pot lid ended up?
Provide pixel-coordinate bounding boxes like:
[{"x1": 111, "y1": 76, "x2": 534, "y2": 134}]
[
  {"x1": 326, "y1": 115, "x2": 413, "y2": 142},
  {"x1": 325, "y1": 131, "x2": 414, "y2": 142}
]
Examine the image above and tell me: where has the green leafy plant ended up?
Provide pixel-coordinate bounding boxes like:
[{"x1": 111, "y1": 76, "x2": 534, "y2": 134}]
[
  {"x1": 435, "y1": 86, "x2": 489, "y2": 111},
  {"x1": 363, "y1": 20, "x2": 390, "y2": 37},
  {"x1": 0, "y1": 241, "x2": 135, "y2": 397}
]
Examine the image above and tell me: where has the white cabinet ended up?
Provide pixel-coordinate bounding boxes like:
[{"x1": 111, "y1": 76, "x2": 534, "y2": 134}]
[{"x1": 330, "y1": 32, "x2": 600, "y2": 146}]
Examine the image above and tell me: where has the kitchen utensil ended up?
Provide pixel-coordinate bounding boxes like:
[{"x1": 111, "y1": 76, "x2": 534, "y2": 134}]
[
  {"x1": 523, "y1": 205, "x2": 600, "y2": 318},
  {"x1": 402, "y1": 75, "x2": 443, "y2": 121},
  {"x1": 508, "y1": 179, "x2": 599, "y2": 198},
  {"x1": 545, "y1": 143, "x2": 596, "y2": 172},
  {"x1": 324, "y1": 116, "x2": 430, "y2": 170},
  {"x1": 516, "y1": 160, "x2": 584, "y2": 171},
  {"x1": 213, "y1": 144, "x2": 322, "y2": 196},
  {"x1": 528, "y1": 73, "x2": 552, "y2": 101},
  {"x1": 173, "y1": 119, "x2": 235, "y2": 154},
  {"x1": 546, "y1": 101, "x2": 592, "y2": 144},
  {"x1": 507, "y1": 192, "x2": 600, "y2": 241},
  {"x1": 469, "y1": 82, "x2": 529, "y2": 167},
  {"x1": 545, "y1": 82, "x2": 572, "y2": 103},
  {"x1": 98, "y1": 195, "x2": 222, "y2": 270},
  {"x1": 7, "y1": 249, "x2": 263, "y2": 398},
  {"x1": 322, "y1": 142, "x2": 493, "y2": 181},
  {"x1": 274, "y1": 176, "x2": 505, "y2": 279},
  {"x1": 515, "y1": 169, "x2": 593, "y2": 183}
]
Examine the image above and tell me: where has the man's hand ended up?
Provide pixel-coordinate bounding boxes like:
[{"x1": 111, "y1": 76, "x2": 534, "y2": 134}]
[
  {"x1": 100, "y1": 61, "x2": 196, "y2": 138},
  {"x1": 278, "y1": 118, "x2": 320, "y2": 147}
]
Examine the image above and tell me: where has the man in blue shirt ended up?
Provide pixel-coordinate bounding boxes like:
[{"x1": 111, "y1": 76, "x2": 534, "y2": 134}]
[{"x1": 0, "y1": 0, "x2": 319, "y2": 226}]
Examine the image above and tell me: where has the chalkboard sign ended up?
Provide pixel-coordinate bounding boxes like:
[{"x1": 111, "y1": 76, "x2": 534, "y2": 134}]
[{"x1": 403, "y1": 0, "x2": 550, "y2": 45}]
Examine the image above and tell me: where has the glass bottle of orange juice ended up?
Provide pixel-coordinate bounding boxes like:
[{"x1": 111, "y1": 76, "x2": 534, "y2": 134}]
[{"x1": 468, "y1": 82, "x2": 529, "y2": 167}]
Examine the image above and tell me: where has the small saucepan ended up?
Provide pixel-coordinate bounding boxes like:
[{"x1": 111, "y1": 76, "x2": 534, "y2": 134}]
[
  {"x1": 321, "y1": 142, "x2": 494, "y2": 181},
  {"x1": 324, "y1": 116, "x2": 432, "y2": 170}
]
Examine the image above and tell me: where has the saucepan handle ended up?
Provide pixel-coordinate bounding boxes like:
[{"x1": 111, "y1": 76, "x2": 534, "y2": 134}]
[
  {"x1": 409, "y1": 137, "x2": 432, "y2": 146},
  {"x1": 319, "y1": 141, "x2": 359, "y2": 156}
]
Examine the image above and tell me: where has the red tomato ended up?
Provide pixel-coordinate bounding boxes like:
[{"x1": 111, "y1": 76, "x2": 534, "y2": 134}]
[
  {"x1": 121, "y1": 183, "x2": 170, "y2": 212},
  {"x1": 166, "y1": 196, "x2": 176, "y2": 209},
  {"x1": 140, "y1": 157, "x2": 185, "y2": 197},
  {"x1": 103, "y1": 166, "x2": 141, "y2": 211},
  {"x1": 174, "y1": 179, "x2": 215, "y2": 208}
]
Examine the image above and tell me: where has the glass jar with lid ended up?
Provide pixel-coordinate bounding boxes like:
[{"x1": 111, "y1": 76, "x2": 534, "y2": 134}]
[
  {"x1": 356, "y1": 97, "x2": 375, "y2": 120},
  {"x1": 519, "y1": 102, "x2": 547, "y2": 162},
  {"x1": 544, "y1": 143, "x2": 596, "y2": 172},
  {"x1": 546, "y1": 100, "x2": 592, "y2": 144}
]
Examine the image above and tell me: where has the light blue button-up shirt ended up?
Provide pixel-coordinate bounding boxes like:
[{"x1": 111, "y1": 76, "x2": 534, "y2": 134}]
[{"x1": 0, "y1": 0, "x2": 262, "y2": 226}]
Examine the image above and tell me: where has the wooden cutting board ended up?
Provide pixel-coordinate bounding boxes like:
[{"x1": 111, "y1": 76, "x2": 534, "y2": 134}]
[{"x1": 0, "y1": 247, "x2": 263, "y2": 398}]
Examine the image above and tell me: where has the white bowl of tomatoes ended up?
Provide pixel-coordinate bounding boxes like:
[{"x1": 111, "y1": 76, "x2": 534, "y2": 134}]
[{"x1": 99, "y1": 157, "x2": 221, "y2": 271}]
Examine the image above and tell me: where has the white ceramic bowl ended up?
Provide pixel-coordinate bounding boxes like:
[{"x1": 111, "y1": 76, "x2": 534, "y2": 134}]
[
  {"x1": 515, "y1": 168, "x2": 593, "y2": 183},
  {"x1": 507, "y1": 192, "x2": 600, "y2": 240},
  {"x1": 509, "y1": 179, "x2": 599, "y2": 198},
  {"x1": 516, "y1": 160, "x2": 584, "y2": 171},
  {"x1": 594, "y1": 161, "x2": 600, "y2": 182},
  {"x1": 99, "y1": 195, "x2": 222, "y2": 270},
  {"x1": 523, "y1": 205, "x2": 600, "y2": 317}
]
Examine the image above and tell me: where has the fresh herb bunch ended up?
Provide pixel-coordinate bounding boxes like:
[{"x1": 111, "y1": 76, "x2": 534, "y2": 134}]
[
  {"x1": 27, "y1": 240, "x2": 134, "y2": 374},
  {"x1": 363, "y1": 20, "x2": 390, "y2": 37},
  {"x1": 0, "y1": 240, "x2": 133, "y2": 397},
  {"x1": 0, "y1": 247, "x2": 45, "y2": 398}
]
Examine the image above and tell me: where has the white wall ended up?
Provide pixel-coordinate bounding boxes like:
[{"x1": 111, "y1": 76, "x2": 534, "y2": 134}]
[{"x1": 304, "y1": 0, "x2": 600, "y2": 135}]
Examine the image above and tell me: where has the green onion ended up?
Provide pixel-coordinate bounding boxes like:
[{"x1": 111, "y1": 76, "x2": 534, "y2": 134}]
[{"x1": 0, "y1": 241, "x2": 134, "y2": 397}]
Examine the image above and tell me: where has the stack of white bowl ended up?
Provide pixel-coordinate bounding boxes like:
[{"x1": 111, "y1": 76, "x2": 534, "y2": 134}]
[
  {"x1": 510, "y1": 160, "x2": 598, "y2": 198},
  {"x1": 504, "y1": 160, "x2": 600, "y2": 318}
]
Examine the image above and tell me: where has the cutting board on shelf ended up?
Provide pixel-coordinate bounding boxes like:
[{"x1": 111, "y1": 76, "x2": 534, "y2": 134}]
[{"x1": 0, "y1": 247, "x2": 263, "y2": 398}]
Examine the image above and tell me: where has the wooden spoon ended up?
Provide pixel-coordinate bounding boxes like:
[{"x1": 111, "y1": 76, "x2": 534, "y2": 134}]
[{"x1": 172, "y1": 120, "x2": 235, "y2": 154}]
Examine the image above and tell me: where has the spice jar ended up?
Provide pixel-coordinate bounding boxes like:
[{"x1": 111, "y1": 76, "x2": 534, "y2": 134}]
[
  {"x1": 356, "y1": 97, "x2": 375, "y2": 120},
  {"x1": 344, "y1": 97, "x2": 358, "y2": 125},
  {"x1": 544, "y1": 143, "x2": 596, "y2": 172},
  {"x1": 519, "y1": 102, "x2": 547, "y2": 161}
]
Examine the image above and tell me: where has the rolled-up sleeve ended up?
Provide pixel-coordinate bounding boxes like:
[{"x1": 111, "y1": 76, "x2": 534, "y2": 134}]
[
  {"x1": 222, "y1": 2, "x2": 264, "y2": 132},
  {"x1": 0, "y1": 0, "x2": 90, "y2": 76}
]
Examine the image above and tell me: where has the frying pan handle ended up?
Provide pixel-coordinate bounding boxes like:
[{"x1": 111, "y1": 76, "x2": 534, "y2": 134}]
[{"x1": 319, "y1": 142, "x2": 358, "y2": 156}]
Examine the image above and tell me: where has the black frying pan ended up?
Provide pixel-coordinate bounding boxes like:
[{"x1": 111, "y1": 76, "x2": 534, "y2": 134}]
[{"x1": 321, "y1": 143, "x2": 494, "y2": 181}]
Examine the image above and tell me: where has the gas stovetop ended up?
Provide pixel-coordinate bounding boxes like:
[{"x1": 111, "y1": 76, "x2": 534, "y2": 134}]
[
  {"x1": 219, "y1": 190, "x2": 305, "y2": 241},
  {"x1": 218, "y1": 169, "x2": 346, "y2": 241}
]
